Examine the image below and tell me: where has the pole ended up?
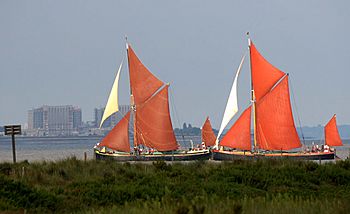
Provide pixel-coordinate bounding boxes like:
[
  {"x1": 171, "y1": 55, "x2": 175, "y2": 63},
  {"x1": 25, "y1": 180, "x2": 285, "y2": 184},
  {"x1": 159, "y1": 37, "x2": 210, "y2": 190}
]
[
  {"x1": 11, "y1": 134, "x2": 16, "y2": 163},
  {"x1": 4, "y1": 125, "x2": 21, "y2": 163},
  {"x1": 125, "y1": 37, "x2": 138, "y2": 151},
  {"x1": 247, "y1": 32, "x2": 257, "y2": 153}
]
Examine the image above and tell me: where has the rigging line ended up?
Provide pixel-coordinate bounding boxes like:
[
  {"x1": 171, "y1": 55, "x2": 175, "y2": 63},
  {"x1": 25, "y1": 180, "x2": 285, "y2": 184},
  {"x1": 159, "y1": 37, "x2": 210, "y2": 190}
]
[
  {"x1": 289, "y1": 76, "x2": 306, "y2": 146},
  {"x1": 320, "y1": 129, "x2": 325, "y2": 145},
  {"x1": 168, "y1": 87, "x2": 180, "y2": 127},
  {"x1": 169, "y1": 87, "x2": 185, "y2": 145}
]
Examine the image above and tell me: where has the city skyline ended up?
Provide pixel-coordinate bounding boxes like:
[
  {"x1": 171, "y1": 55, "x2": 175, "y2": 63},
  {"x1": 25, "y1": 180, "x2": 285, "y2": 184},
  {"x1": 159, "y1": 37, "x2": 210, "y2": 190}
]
[
  {"x1": 1, "y1": 1, "x2": 349, "y2": 129},
  {"x1": 26, "y1": 104, "x2": 130, "y2": 125},
  {"x1": 27, "y1": 105, "x2": 82, "y2": 136}
]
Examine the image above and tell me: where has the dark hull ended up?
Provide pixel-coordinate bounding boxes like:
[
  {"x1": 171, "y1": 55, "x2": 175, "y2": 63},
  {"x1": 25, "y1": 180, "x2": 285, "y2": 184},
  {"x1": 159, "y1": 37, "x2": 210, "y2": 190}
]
[
  {"x1": 212, "y1": 150, "x2": 335, "y2": 161},
  {"x1": 95, "y1": 150, "x2": 211, "y2": 161}
]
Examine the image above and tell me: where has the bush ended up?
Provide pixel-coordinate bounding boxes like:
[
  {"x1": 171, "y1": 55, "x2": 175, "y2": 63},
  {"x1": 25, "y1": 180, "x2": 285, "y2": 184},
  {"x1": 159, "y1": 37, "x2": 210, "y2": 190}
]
[{"x1": 1, "y1": 159, "x2": 350, "y2": 213}]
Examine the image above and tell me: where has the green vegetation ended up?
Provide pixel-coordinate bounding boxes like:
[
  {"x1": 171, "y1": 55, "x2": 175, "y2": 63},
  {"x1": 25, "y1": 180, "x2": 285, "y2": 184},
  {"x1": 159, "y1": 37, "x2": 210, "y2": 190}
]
[{"x1": 1, "y1": 158, "x2": 350, "y2": 213}]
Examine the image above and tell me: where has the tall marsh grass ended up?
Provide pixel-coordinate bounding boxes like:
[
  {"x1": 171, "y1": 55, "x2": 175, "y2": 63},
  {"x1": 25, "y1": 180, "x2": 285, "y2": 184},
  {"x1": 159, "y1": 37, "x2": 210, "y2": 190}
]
[{"x1": 1, "y1": 158, "x2": 350, "y2": 213}]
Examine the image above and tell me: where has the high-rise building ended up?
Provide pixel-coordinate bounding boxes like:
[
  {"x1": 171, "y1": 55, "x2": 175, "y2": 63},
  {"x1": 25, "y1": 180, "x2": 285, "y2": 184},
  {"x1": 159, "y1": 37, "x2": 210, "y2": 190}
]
[
  {"x1": 72, "y1": 107, "x2": 82, "y2": 129},
  {"x1": 28, "y1": 108, "x2": 44, "y2": 129},
  {"x1": 28, "y1": 105, "x2": 82, "y2": 136},
  {"x1": 94, "y1": 108, "x2": 105, "y2": 128},
  {"x1": 94, "y1": 105, "x2": 130, "y2": 128}
]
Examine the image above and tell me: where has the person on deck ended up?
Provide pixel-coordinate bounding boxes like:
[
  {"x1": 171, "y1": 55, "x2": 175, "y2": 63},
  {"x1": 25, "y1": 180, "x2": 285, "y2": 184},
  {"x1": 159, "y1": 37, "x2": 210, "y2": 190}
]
[
  {"x1": 316, "y1": 144, "x2": 320, "y2": 152},
  {"x1": 201, "y1": 142, "x2": 206, "y2": 150},
  {"x1": 306, "y1": 147, "x2": 310, "y2": 153},
  {"x1": 311, "y1": 142, "x2": 316, "y2": 153},
  {"x1": 324, "y1": 144, "x2": 329, "y2": 152}
]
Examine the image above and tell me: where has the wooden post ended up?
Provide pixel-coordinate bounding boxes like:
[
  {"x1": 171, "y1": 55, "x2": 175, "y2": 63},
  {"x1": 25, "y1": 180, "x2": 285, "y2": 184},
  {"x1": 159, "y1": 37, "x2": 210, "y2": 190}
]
[
  {"x1": 4, "y1": 125, "x2": 21, "y2": 163},
  {"x1": 11, "y1": 134, "x2": 16, "y2": 163},
  {"x1": 21, "y1": 166, "x2": 25, "y2": 178},
  {"x1": 84, "y1": 152, "x2": 87, "y2": 162}
]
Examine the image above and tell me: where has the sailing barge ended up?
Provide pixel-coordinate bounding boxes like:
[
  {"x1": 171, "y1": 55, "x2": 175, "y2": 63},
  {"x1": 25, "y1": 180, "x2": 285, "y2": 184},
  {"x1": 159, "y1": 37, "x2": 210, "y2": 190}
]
[
  {"x1": 211, "y1": 36, "x2": 341, "y2": 161},
  {"x1": 94, "y1": 43, "x2": 210, "y2": 161}
]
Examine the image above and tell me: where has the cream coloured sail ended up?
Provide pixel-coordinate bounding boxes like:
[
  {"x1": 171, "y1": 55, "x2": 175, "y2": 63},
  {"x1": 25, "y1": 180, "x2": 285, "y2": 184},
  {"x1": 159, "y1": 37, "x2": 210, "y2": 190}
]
[
  {"x1": 100, "y1": 59, "x2": 123, "y2": 128},
  {"x1": 216, "y1": 53, "x2": 246, "y2": 147}
]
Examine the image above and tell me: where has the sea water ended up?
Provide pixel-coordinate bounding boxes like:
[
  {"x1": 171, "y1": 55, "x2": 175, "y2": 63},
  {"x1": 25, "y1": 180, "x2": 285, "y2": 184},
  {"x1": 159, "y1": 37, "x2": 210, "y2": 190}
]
[
  {"x1": 0, "y1": 136, "x2": 101, "y2": 162},
  {"x1": 0, "y1": 136, "x2": 349, "y2": 162}
]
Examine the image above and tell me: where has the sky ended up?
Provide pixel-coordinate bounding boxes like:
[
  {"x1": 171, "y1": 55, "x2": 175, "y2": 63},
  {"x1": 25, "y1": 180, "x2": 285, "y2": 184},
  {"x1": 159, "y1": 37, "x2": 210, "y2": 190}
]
[{"x1": 0, "y1": 0, "x2": 349, "y2": 129}]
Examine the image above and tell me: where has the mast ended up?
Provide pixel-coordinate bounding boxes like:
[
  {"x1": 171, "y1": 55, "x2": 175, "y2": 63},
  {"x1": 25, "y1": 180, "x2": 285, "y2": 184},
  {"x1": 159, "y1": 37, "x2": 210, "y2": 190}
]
[
  {"x1": 125, "y1": 37, "x2": 137, "y2": 148},
  {"x1": 247, "y1": 32, "x2": 257, "y2": 151},
  {"x1": 126, "y1": 42, "x2": 177, "y2": 151}
]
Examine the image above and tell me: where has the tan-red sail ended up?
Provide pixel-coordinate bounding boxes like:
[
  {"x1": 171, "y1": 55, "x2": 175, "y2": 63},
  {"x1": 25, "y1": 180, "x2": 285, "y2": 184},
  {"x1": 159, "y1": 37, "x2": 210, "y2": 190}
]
[
  {"x1": 135, "y1": 85, "x2": 178, "y2": 151},
  {"x1": 255, "y1": 76, "x2": 301, "y2": 150},
  {"x1": 127, "y1": 44, "x2": 164, "y2": 105},
  {"x1": 250, "y1": 42, "x2": 285, "y2": 101},
  {"x1": 325, "y1": 115, "x2": 343, "y2": 147},
  {"x1": 201, "y1": 117, "x2": 216, "y2": 147},
  {"x1": 98, "y1": 111, "x2": 131, "y2": 152},
  {"x1": 220, "y1": 106, "x2": 252, "y2": 150}
]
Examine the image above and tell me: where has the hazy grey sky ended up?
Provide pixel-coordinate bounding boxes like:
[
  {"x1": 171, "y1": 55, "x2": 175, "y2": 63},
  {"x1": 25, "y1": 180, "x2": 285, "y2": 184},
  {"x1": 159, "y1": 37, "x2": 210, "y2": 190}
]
[{"x1": 1, "y1": 0, "x2": 349, "y2": 128}]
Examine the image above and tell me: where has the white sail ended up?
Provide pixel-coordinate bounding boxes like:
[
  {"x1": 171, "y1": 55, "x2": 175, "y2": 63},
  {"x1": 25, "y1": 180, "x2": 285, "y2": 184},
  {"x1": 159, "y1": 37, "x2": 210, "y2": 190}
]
[
  {"x1": 216, "y1": 53, "x2": 246, "y2": 146},
  {"x1": 100, "y1": 59, "x2": 123, "y2": 128}
]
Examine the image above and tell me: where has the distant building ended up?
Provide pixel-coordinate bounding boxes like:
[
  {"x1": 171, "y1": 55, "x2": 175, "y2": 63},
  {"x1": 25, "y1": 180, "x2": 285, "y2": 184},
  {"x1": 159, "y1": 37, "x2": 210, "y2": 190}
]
[
  {"x1": 28, "y1": 108, "x2": 44, "y2": 129},
  {"x1": 27, "y1": 105, "x2": 82, "y2": 136},
  {"x1": 94, "y1": 105, "x2": 130, "y2": 128},
  {"x1": 94, "y1": 108, "x2": 105, "y2": 128},
  {"x1": 72, "y1": 108, "x2": 82, "y2": 129}
]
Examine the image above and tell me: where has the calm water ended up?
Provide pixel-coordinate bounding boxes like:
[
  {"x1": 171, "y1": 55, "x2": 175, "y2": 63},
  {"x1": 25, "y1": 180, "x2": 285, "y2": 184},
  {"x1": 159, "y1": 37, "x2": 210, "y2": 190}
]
[
  {"x1": 0, "y1": 136, "x2": 349, "y2": 162},
  {"x1": 0, "y1": 136, "x2": 102, "y2": 162},
  {"x1": 0, "y1": 136, "x2": 199, "y2": 162}
]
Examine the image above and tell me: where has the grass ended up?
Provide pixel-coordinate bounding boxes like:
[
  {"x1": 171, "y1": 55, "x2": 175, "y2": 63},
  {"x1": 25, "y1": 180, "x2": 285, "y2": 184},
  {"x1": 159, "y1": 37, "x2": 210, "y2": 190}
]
[{"x1": 1, "y1": 158, "x2": 350, "y2": 213}]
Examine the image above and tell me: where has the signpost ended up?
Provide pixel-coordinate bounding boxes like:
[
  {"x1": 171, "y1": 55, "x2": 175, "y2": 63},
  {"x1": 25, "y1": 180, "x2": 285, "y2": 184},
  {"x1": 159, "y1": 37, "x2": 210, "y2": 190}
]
[{"x1": 4, "y1": 125, "x2": 21, "y2": 163}]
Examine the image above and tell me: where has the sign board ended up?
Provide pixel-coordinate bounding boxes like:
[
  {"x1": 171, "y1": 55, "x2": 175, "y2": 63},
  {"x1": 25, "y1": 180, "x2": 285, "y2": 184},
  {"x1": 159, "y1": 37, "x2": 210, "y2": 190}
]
[{"x1": 4, "y1": 125, "x2": 21, "y2": 135}]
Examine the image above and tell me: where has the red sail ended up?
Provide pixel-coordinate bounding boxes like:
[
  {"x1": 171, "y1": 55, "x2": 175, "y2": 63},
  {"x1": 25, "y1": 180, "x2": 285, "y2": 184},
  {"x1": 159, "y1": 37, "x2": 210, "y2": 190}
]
[
  {"x1": 127, "y1": 45, "x2": 164, "y2": 105},
  {"x1": 98, "y1": 112, "x2": 131, "y2": 152},
  {"x1": 220, "y1": 106, "x2": 252, "y2": 150},
  {"x1": 325, "y1": 115, "x2": 343, "y2": 146},
  {"x1": 135, "y1": 85, "x2": 178, "y2": 151},
  {"x1": 250, "y1": 42, "x2": 285, "y2": 101},
  {"x1": 255, "y1": 76, "x2": 301, "y2": 150},
  {"x1": 201, "y1": 117, "x2": 216, "y2": 147}
]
